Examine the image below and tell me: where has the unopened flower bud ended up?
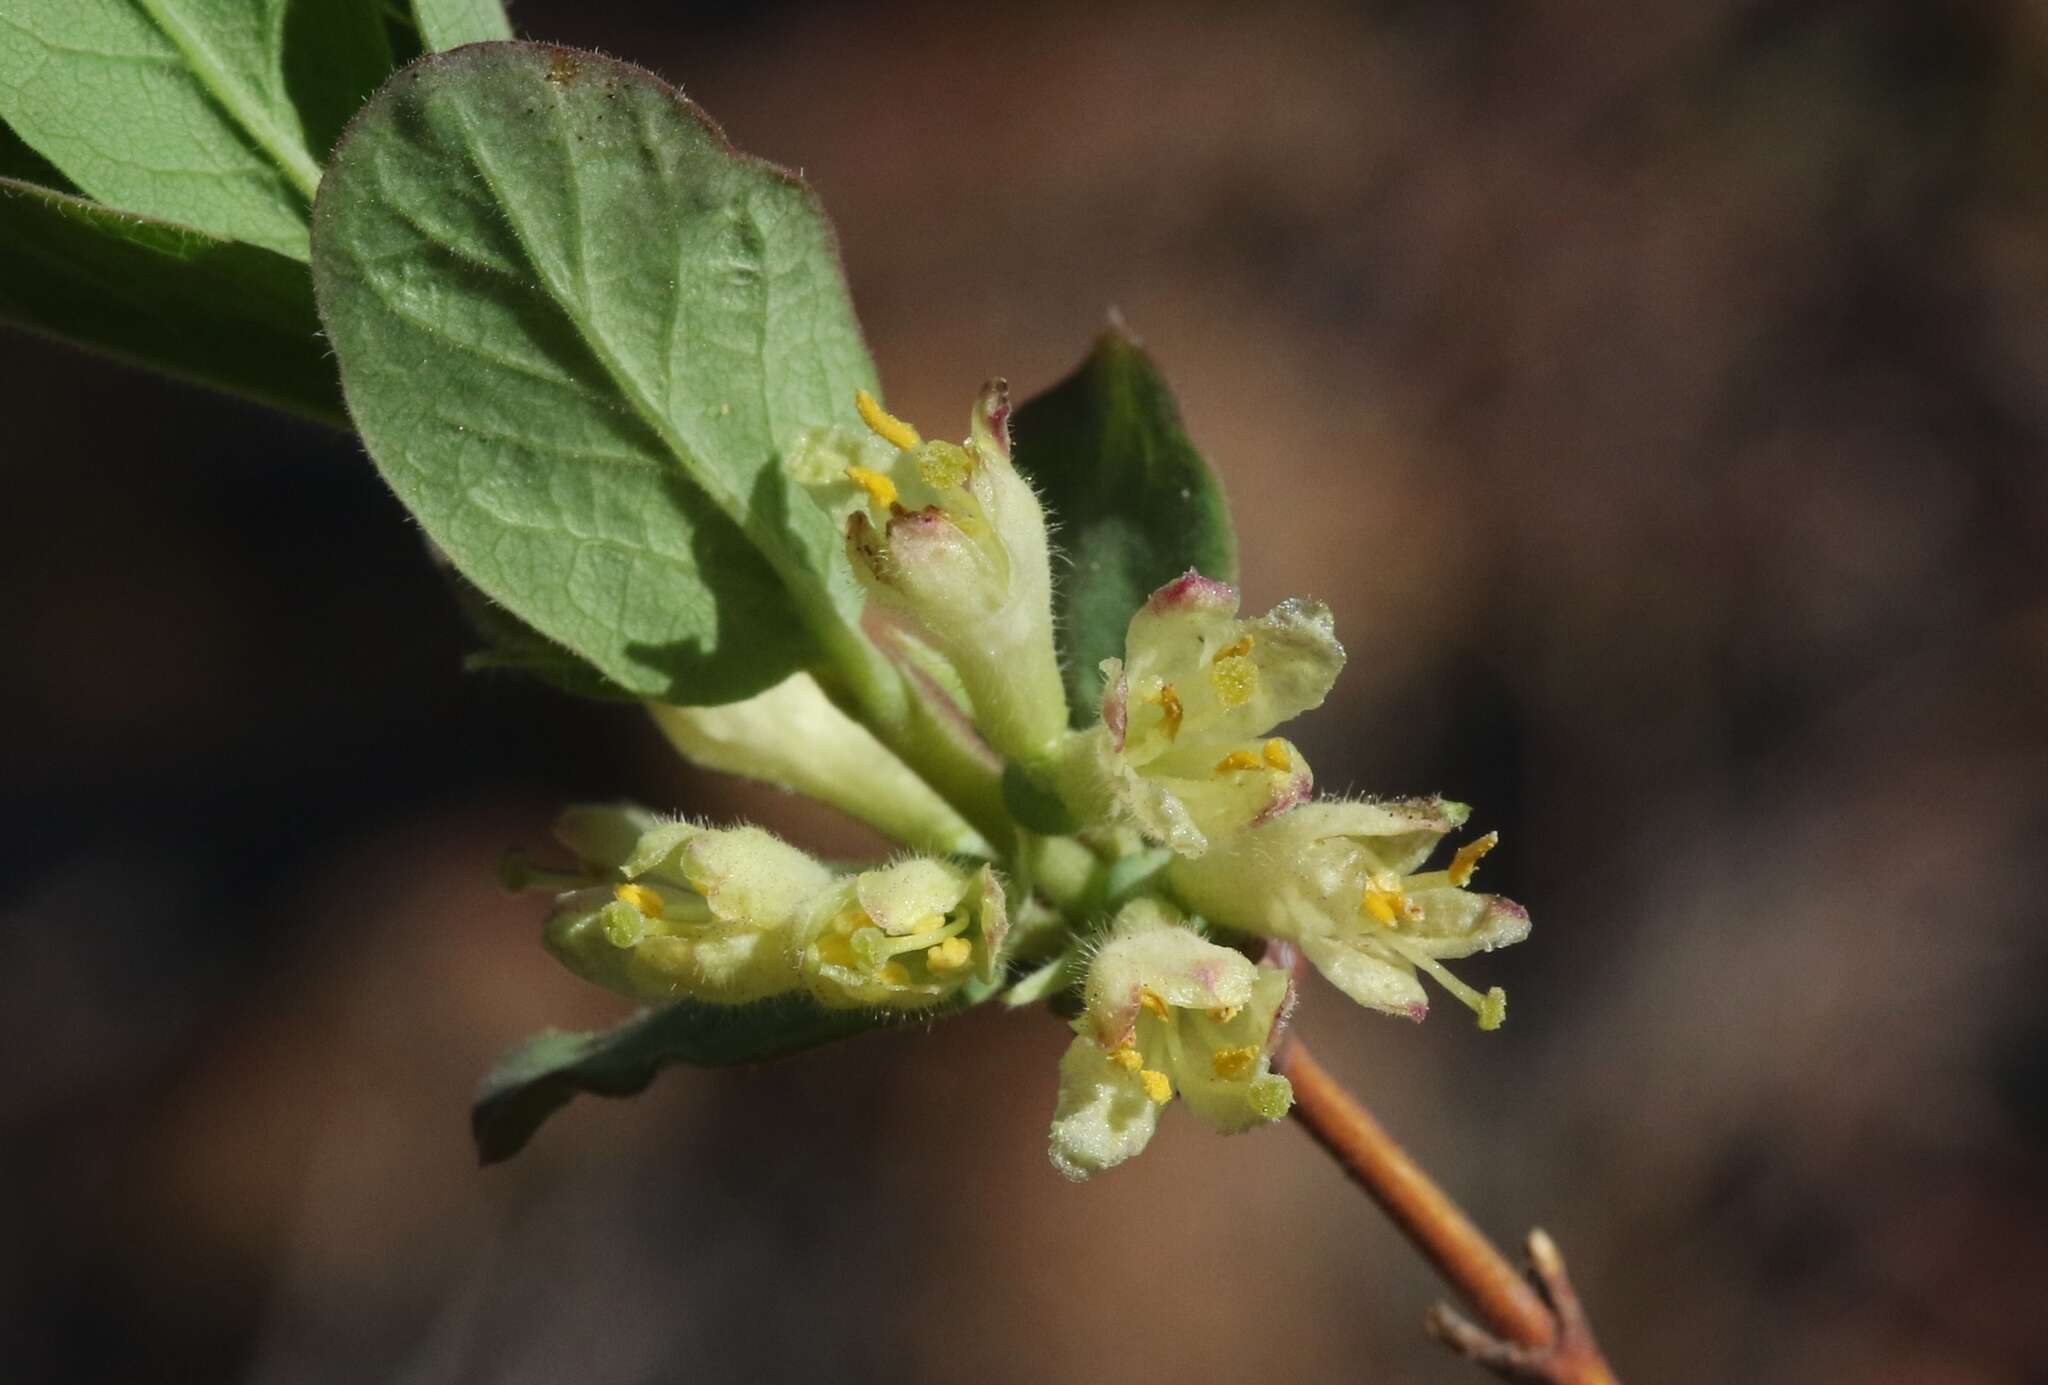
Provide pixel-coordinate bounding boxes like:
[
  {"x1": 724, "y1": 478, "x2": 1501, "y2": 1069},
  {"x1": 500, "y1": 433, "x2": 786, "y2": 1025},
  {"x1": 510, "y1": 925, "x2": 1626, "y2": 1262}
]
[{"x1": 648, "y1": 672, "x2": 988, "y2": 857}]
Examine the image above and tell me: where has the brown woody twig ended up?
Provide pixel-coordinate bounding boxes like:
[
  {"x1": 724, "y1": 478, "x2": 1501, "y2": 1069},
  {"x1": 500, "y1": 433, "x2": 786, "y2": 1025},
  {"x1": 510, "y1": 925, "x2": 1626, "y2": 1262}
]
[{"x1": 1277, "y1": 1037, "x2": 1621, "y2": 1384}]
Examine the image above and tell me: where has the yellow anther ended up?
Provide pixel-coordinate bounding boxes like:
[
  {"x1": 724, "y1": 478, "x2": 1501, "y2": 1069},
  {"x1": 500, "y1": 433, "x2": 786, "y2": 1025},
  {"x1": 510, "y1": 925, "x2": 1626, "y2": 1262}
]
[
  {"x1": 1210, "y1": 1045, "x2": 1259, "y2": 1081},
  {"x1": 843, "y1": 464, "x2": 898, "y2": 508},
  {"x1": 1448, "y1": 831, "x2": 1500, "y2": 888},
  {"x1": 1361, "y1": 888, "x2": 1404, "y2": 927},
  {"x1": 1208, "y1": 656, "x2": 1258, "y2": 708},
  {"x1": 1138, "y1": 988, "x2": 1171, "y2": 1020},
  {"x1": 1213, "y1": 750, "x2": 1263, "y2": 774},
  {"x1": 1110, "y1": 1045, "x2": 1144, "y2": 1073},
  {"x1": 1141, "y1": 683, "x2": 1184, "y2": 740},
  {"x1": 614, "y1": 882, "x2": 665, "y2": 918},
  {"x1": 1208, "y1": 1003, "x2": 1242, "y2": 1024},
  {"x1": 881, "y1": 961, "x2": 913, "y2": 986},
  {"x1": 1261, "y1": 738, "x2": 1291, "y2": 771},
  {"x1": 925, "y1": 935, "x2": 973, "y2": 973},
  {"x1": 1214, "y1": 634, "x2": 1254, "y2": 661},
  {"x1": 832, "y1": 907, "x2": 866, "y2": 936},
  {"x1": 1137, "y1": 1069, "x2": 1173, "y2": 1104},
  {"x1": 854, "y1": 388, "x2": 921, "y2": 450}
]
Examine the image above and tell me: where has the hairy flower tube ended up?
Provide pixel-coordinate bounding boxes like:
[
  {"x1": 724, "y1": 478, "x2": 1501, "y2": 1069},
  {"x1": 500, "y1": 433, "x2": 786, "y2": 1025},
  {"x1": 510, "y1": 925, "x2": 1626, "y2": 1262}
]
[
  {"x1": 1168, "y1": 798, "x2": 1529, "y2": 1028},
  {"x1": 797, "y1": 382, "x2": 1070, "y2": 768},
  {"x1": 1054, "y1": 572, "x2": 1342, "y2": 857},
  {"x1": 648, "y1": 671, "x2": 989, "y2": 858},
  {"x1": 512, "y1": 804, "x2": 835, "y2": 1005},
  {"x1": 1048, "y1": 899, "x2": 1295, "y2": 1180},
  {"x1": 798, "y1": 857, "x2": 1010, "y2": 1010}
]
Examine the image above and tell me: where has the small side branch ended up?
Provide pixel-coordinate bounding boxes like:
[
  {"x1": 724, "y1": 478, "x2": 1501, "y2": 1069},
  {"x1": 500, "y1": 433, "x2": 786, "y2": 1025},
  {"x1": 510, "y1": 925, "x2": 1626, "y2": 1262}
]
[{"x1": 1278, "y1": 1039, "x2": 1621, "y2": 1384}]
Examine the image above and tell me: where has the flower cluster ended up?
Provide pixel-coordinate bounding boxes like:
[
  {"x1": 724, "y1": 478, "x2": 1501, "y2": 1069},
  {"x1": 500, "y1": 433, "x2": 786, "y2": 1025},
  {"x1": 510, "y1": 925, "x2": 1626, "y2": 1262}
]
[
  {"x1": 517, "y1": 385, "x2": 1530, "y2": 1179},
  {"x1": 513, "y1": 804, "x2": 1008, "y2": 1011}
]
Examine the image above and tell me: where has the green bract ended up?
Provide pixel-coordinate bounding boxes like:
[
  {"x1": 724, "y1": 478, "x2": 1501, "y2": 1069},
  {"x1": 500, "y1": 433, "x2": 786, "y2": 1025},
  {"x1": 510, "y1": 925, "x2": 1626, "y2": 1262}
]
[{"x1": 1012, "y1": 329, "x2": 1239, "y2": 725}]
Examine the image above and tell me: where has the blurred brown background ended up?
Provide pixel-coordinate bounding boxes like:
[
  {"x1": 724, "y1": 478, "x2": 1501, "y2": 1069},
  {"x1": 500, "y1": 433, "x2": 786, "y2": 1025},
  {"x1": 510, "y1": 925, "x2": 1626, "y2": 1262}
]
[{"x1": 5, "y1": 1, "x2": 2047, "y2": 1380}]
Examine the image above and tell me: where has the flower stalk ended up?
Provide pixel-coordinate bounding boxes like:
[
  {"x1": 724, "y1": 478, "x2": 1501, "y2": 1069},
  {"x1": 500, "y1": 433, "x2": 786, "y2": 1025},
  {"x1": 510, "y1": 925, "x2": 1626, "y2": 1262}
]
[{"x1": 1277, "y1": 1037, "x2": 1621, "y2": 1384}]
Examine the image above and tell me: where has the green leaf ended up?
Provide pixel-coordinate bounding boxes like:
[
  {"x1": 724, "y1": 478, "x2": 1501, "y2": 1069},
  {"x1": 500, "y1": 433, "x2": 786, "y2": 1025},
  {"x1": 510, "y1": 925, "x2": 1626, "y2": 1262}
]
[
  {"x1": 444, "y1": 563, "x2": 636, "y2": 701},
  {"x1": 0, "y1": 176, "x2": 343, "y2": 423},
  {"x1": 0, "y1": 0, "x2": 394, "y2": 259},
  {"x1": 412, "y1": 0, "x2": 511, "y2": 50},
  {"x1": 0, "y1": 119, "x2": 73, "y2": 190},
  {"x1": 1012, "y1": 327, "x2": 1238, "y2": 725},
  {"x1": 312, "y1": 42, "x2": 878, "y2": 705},
  {"x1": 474, "y1": 995, "x2": 912, "y2": 1163}
]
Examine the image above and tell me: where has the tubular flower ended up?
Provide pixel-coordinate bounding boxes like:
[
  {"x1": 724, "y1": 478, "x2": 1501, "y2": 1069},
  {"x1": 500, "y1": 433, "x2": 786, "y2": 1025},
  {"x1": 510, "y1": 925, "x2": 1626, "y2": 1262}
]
[
  {"x1": 514, "y1": 804, "x2": 836, "y2": 1005},
  {"x1": 799, "y1": 857, "x2": 1010, "y2": 1010},
  {"x1": 1168, "y1": 797, "x2": 1529, "y2": 1029},
  {"x1": 648, "y1": 672, "x2": 989, "y2": 858},
  {"x1": 1048, "y1": 899, "x2": 1294, "y2": 1180},
  {"x1": 802, "y1": 382, "x2": 1070, "y2": 767},
  {"x1": 1054, "y1": 571, "x2": 1342, "y2": 857}
]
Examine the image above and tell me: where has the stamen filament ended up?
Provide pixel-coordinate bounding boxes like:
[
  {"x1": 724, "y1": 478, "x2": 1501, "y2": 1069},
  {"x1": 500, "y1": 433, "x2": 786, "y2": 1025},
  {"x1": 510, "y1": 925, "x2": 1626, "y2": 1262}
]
[
  {"x1": 1380, "y1": 933, "x2": 1505, "y2": 1029},
  {"x1": 858, "y1": 913, "x2": 967, "y2": 964}
]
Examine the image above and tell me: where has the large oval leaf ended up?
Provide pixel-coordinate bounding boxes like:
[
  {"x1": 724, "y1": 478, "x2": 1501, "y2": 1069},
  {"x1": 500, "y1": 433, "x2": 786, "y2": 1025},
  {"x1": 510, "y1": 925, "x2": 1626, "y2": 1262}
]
[
  {"x1": 0, "y1": 0, "x2": 395, "y2": 258},
  {"x1": 313, "y1": 42, "x2": 878, "y2": 704}
]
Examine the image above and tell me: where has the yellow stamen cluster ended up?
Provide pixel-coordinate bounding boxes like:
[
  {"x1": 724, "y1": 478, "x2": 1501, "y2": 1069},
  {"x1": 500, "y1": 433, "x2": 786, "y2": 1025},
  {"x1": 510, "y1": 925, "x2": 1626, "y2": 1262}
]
[
  {"x1": 1361, "y1": 889, "x2": 1402, "y2": 926},
  {"x1": 844, "y1": 464, "x2": 898, "y2": 509},
  {"x1": 1210, "y1": 1046, "x2": 1259, "y2": 1081},
  {"x1": 926, "y1": 935, "x2": 973, "y2": 972},
  {"x1": 1214, "y1": 634, "x2": 1255, "y2": 660},
  {"x1": 1143, "y1": 684, "x2": 1184, "y2": 740},
  {"x1": 614, "y1": 882, "x2": 665, "y2": 918},
  {"x1": 854, "y1": 388, "x2": 921, "y2": 450},
  {"x1": 1448, "y1": 831, "x2": 1500, "y2": 887},
  {"x1": 1261, "y1": 738, "x2": 1291, "y2": 771},
  {"x1": 1110, "y1": 1043, "x2": 1174, "y2": 1102},
  {"x1": 1214, "y1": 750, "x2": 1262, "y2": 774},
  {"x1": 1138, "y1": 988, "x2": 1171, "y2": 1020},
  {"x1": 1208, "y1": 1003, "x2": 1242, "y2": 1023}
]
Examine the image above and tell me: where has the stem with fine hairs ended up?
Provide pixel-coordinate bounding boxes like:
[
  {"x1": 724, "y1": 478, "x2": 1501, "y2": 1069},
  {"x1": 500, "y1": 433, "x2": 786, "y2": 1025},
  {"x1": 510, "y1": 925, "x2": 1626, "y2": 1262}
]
[{"x1": 1276, "y1": 1037, "x2": 1623, "y2": 1385}]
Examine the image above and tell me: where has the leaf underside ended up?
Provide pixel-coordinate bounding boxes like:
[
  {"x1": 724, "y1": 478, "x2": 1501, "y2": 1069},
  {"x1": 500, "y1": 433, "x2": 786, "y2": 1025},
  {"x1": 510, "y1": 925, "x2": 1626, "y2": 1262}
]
[
  {"x1": 0, "y1": 176, "x2": 341, "y2": 421},
  {"x1": 473, "y1": 995, "x2": 906, "y2": 1164},
  {"x1": 1012, "y1": 329, "x2": 1239, "y2": 724},
  {"x1": 313, "y1": 41, "x2": 877, "y2": 705}
]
